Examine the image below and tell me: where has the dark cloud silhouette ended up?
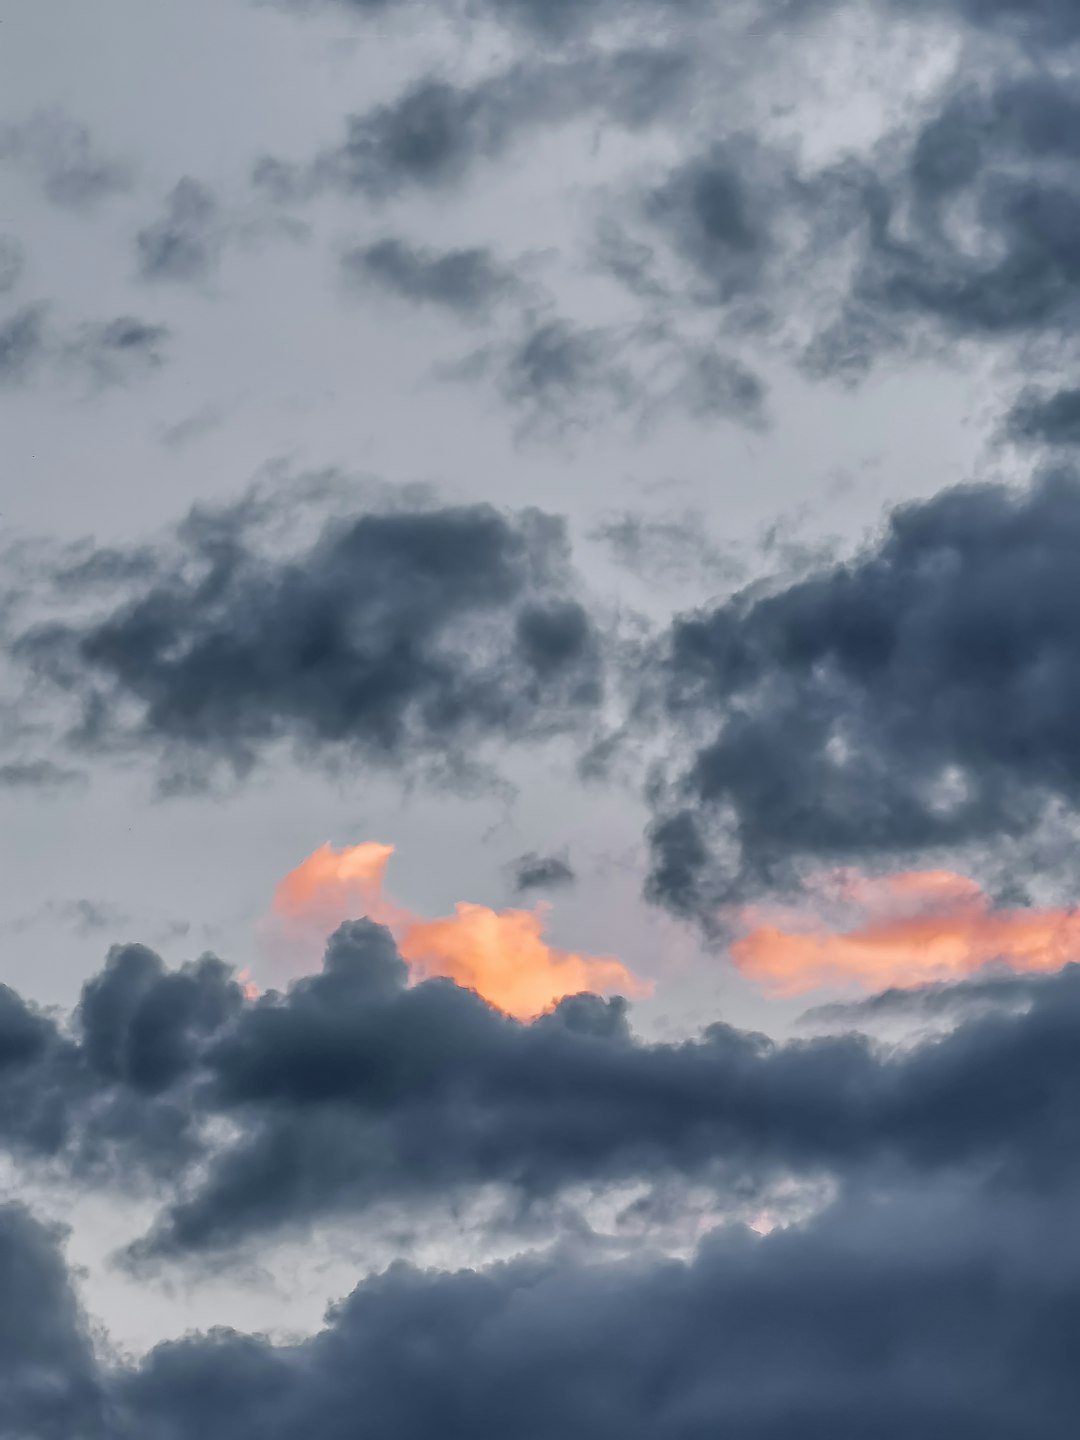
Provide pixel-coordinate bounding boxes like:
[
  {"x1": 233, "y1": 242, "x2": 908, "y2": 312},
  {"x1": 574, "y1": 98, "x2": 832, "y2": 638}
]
[
  {"x1": 645, "y1": 471, "x2": 1080, "y2": 913},
  {"x1": 510, "y1": 850, "x2": 577, "y2": 893},
  {"x1": 341, "y1": 237, "x2": 520, "y2": 317},
  {"x1": 135, "y1": 178, "x2": 223, "y2": 283},
  {"x1": 254, "y1": 47, "x2": 691, "y2": 202},
  {"x1": 1007, "y1": 386, "x2": 1080, "y2": 447},
  {"x1": 0, "y1": 110, "x2": 130, "y2": 210},
  {"x1": 0, "y1": 1205, "x2": 112, "y2": 1439},
  {"x1": 7, "y1": 498, "x2": 604, "y2": 789},
  {"x1": 5, "y1": 1174, "x2": 1080, "y2": 1438},
  {"x1": 1, "y1": 920, "x2": 1080, "y2": 1257}
]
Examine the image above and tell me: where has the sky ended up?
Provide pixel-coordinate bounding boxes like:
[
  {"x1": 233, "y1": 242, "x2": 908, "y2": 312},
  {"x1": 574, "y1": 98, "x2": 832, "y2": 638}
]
[{"x1": 4, "y1": 0, "x2": 1080, "y2": 1433}]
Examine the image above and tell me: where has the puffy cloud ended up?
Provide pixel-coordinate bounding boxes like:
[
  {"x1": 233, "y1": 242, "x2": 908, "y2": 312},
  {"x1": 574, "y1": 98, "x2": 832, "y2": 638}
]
[
  {"x1": 7, "y1": 497, "x2": 604, "y2": 790},
  {"x1": 646, "y1": 471, "x2": 1080, "y2": 914},
  {"x1": 265, "y1": 840, "x2": 637, "y2": 1017},
  {"x1": 2, "y1": 920, "x2": 1080, "y2": 1255}
]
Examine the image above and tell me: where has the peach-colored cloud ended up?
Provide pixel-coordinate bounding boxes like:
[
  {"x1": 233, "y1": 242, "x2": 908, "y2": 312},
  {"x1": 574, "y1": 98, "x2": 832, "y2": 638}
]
[
  {"x1": 729, "y1": 869, "x2": 1080, "y2": 997},
  {"x1": 264, "y1": 841, "x2": 648, "y2": 1020}
]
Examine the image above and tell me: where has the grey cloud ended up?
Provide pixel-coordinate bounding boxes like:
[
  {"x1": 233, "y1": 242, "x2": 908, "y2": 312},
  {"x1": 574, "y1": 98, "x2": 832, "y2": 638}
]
[
  {"x1": 135, "y1": 178, "x2": 223, "y2": 283},
  {"x1": 2, "y1": 919, "x2": 1080, "y2": 1258},
  {"x1": 0, "y1": 236, "x2": 24, "y2": 294},
  {"x1": 0, "y1": 759, "x2": 88, "y2": 794},
  {"x1": 510, "y1": 850, "x2": 577, "y2": 892},
  {"x1": 7, "y1": 1175, "x2": 1080, "y2": 1438},
  {"x1": 0, "y1": 304, "x2": 48, "y2": 385},
  {"x1": 341, "y1": 237, "x2": 521, "y2": 317},
  {"x1": 60, "y1": 316, "x2": 170, "y2": 386},
  {"x1": 0, "y1": 110, "x2": 130, "y2": 210},
  {"x1": 0, "y1": 305, "x2": 169, "y2": 391},
  {"x1": 0, "y1": 1205, "x2": 112, "y2": 1439},
  {"x1": 645, "y1": 470, "x2": 1080, "y2": 914},
  {"x1": 254, "y1": 47, "x2": 692, "y2": 203},
  {"x1": 7, "y1": 496, "x2": 604, "y2": 790},
  {"x1": 1006, "y1": 386, "x2": 1080, "y2": 447},
  {"x1": 589, "y1": 510, "x2": 744, "y2": 591}
]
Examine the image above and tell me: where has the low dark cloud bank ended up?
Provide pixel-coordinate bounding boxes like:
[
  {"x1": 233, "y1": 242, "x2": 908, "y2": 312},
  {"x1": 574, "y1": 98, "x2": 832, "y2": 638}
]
[
  {"x1": 3, "y1": 919, "x2": 1080, "y2": 1260},
  {"x1": 3, "y1": 928, "x2": 1080, "y2": 1433},
  {"x1": 6, "y1": 497, "x2": 603, "y2": 789}
]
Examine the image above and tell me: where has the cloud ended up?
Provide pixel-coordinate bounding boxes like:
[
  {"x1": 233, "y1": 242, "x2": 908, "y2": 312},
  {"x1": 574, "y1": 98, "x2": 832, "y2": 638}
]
[
  {"x1": 6, "y1": 496, "x2": 604, "y2": 790},
  {"x1": 730, "y1": 868, "x2": 1080, "y2": 995},
  {"x1": 0, "y1": 110, "x2": 130, "y2": 209},
  {"x1": 135, "y1": 178, "x2": 223, "y2": 284},
  {"x1": 340, "y1": 237, "x2": 521, "y2": 318},
  {"x1": 254, "y1": 47, "x2": 692, "y2": 203},
  {"x1": 645, "y1": 471, "x2": 1080, "y2": 916},
  {"x1": 1006, "y1": 386, "x2": 1080, "y2": 447},
  {"x1": 0, "y1": 759, "x2": 88, "y2": 794},
  {"x1": 2, "y1": 918, "x2": 1080, "y2": 1256},
  {"x1": 0, "y1": 236, "x2": 23, "y2": 294},
  {"x1": 510, "y1": 850, "x2": 577, "y2": 894},
  {"x1": 0, "y1": 304, "x2": 169, "y2": 390},
  {"x1": 264, "y1": 840, "x2": 633, "y2": 1017}
]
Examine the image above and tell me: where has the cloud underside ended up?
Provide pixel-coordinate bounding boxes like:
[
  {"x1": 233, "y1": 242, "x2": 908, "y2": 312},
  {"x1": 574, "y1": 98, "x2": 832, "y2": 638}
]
[
  {"x1": 1, "y1": 919, "x2": 1079, "y2": 1260},
  {"x1": 1, "y1": 922, "x2": 1080, "y2": 1434}
]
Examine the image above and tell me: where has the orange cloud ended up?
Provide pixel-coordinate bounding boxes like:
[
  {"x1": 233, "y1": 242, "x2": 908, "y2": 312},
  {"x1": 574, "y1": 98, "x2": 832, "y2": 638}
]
[
  {"x1": 730, "y1": 869, "x2": 1080, "y2": 997},
  {"x1": 265, "y1": 841, "x2": 647, "y2": 1020}
]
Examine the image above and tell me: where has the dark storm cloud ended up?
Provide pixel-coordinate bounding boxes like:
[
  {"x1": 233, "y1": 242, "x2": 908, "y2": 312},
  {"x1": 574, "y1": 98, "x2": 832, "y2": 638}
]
[
  {"x1": 0, "y1": 1205, "x2": 112, "y2": 1439},
  {"x1": 0, "y1": 305, "x2": 169, "y2": 390},
  {"x1": 0, "y1": 918, "x2": 1074, "y2": 1256},
  {"x1": 10, "y1": 1174, "x2": 1080, "y2": 1438},
  {"x1": 510, "y1": 850, "x2": 577, "y2": 893},
  {"x1": 341, "y1": 237, "x2": 520, "y2": 317},
  {"x1": 1006, "y1": 386, "x2": 1080, "y2": 447},
  {"x1": 254, "y1": 47, "x2": 692, "y2": 202},
  {"x1": 135, "y1": 178, "x2": 223, "y2": 284},
  {"x1": 7, "y1": 497, "x2": 604, "y2": 789},
  {"x1": 0, "y1": 110, "x2": 130, "y2": 210},
  {"x1": 645, "y1": 470, "x2": 1080, "y2": 914}
]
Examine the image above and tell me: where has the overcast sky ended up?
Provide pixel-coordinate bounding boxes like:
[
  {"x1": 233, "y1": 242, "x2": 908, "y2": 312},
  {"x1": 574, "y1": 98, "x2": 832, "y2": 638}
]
[{"x1": 4, "y1": 0, "x2": 1080, "y2": 1433}]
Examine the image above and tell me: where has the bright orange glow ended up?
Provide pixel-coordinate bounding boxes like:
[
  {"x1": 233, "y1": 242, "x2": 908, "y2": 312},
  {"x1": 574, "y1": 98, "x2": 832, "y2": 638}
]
[
  {"x1": 730, "y1": 869, "x2": 1080, "y2": 996},
  {"x1": 265, "y1": 841, "x2": 647, "y2": 1020}
]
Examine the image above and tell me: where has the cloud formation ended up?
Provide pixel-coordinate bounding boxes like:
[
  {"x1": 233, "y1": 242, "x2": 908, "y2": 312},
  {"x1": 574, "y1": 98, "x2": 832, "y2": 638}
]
[
  {"x1": 265, "y1": 840, "x2": 636, "y2": 1017},
  {"x1": 731, "y1": 868, "x2": 1080, "y2": 995},
  {"x1": 7, "y1": 497, "x2": 604, "y2": 789},
  {"x1": 646, "y1": 471, "x2": 1080, "y2": 915}
]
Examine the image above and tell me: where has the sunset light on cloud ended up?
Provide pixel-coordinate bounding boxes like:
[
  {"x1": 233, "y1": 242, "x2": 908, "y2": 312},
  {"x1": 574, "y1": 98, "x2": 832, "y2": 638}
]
[
  {"x1": 730, "y1": 869, "x2": 1080, "y2": 997},
  {"x1": 267, "y1": 841, "x2": 646, "y2": 1019}
]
